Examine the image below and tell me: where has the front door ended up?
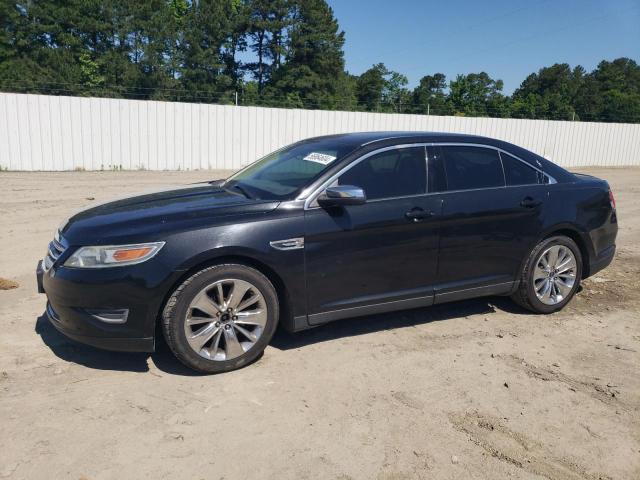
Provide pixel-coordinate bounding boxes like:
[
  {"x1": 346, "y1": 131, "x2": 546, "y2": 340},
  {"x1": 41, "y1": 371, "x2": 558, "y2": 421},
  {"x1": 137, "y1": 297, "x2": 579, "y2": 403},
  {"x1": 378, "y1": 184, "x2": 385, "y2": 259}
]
[{"x1": 303, "y1": 146, "x2": 443, "y2": 324}]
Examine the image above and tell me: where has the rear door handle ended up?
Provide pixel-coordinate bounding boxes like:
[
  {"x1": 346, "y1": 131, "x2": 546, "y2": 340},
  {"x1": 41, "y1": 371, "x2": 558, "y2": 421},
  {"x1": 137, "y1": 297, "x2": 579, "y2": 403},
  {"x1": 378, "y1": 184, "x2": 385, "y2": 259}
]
[
  {"x1": 405, "y1": 207, "x2": 433, "y2": 222},
  {"x1": 520, "y1": 197, "x2": 542, "y2": 209}
]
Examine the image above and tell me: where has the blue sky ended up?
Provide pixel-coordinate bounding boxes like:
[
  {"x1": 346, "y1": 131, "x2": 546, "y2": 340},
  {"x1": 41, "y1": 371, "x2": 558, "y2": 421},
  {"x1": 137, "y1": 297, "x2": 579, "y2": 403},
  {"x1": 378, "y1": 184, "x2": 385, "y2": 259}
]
[{"x1": 327, "y1": 0, "x2": 640, "y2": 94}]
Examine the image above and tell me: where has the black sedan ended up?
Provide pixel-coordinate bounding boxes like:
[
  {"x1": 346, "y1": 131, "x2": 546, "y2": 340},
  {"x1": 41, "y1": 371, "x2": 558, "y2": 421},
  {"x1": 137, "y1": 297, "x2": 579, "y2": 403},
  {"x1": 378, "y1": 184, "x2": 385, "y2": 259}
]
[{"x1": 37, "y1": 132, "x2": 618, "y2": 373}]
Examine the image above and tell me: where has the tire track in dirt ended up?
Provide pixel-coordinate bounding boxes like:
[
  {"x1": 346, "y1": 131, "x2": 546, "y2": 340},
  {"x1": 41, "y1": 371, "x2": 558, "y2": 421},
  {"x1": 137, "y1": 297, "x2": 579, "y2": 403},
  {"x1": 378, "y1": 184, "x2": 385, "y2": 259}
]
[
  {"x1": 449, "y1": 411, "x2": 611, "y2": 480},
  {"x1": 500, "y1": 355, "x2": 630, "y2": 410}
]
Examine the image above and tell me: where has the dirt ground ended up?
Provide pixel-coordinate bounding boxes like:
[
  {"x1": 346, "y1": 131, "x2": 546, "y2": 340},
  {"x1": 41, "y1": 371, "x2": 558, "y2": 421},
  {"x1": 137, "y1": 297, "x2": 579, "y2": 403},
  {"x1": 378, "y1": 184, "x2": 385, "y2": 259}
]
[{"x1": 1, "y1": 168, "x2": 639, "y2": 480}]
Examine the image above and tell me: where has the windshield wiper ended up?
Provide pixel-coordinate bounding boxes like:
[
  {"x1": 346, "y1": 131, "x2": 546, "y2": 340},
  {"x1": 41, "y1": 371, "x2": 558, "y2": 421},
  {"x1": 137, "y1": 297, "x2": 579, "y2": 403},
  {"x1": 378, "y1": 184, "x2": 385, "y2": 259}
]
[{"x1": 226, "y1": 183, "x2": 253, "y2": 199}]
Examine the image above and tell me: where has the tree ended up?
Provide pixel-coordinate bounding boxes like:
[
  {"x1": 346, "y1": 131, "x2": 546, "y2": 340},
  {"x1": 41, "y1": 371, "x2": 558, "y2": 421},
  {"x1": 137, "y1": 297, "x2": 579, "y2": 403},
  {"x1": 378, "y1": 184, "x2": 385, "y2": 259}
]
[
  {"x1": 0, "y1": 2, "x2": 51, "y2": 90},
  {"x1": 0, "y1": 1, "x2": 89, "y2": 93},
  {"x1": 410, "y1": 73, "x2": 451, "y2": 115},
  {"x1": 244, "y1": 0, "x2": 292, "y2": 93},
  {"x1": 511, "y1": 63, "x2": 584, "y2": 120},
  {"x1": 355, "y1": 63, "x2": 387, "y2": 111},
  {"x1": 355, "y1": 63, "x2": 411, "y2": 112},
  {"x1": 265, "y1": 0, "x2": 291, "y2": 72},
  {"x1": 383, "y1": 71, "x2": 410, "y2": 113},
  {"x1": 179, "y1": 0, "x2": 237, "y2": 103},
  {"x1": 246, "y1": 0, "x2": 272, "y2": 92},
  {"x1": 269, "y1": 0, "x2": 347, "y2": 109},
  {"x1": 221, "y1": 0, "x2": 249, "y2": 87},
  {"x1": 1, "y1": 2, "x2": 638, "y2": 123},
  {"x1": 579, "y1": 58, "x2": 640, "y2": 122},
  {"x1": 448, "y1": 72, "x2": 509, "y2": 117}
]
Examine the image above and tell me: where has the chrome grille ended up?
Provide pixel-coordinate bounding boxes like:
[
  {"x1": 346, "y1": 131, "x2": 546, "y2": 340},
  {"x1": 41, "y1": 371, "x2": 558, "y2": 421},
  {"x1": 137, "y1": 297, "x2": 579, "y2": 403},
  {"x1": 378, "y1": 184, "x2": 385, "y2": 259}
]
[{"x1": 43, "y1": 231, "x2": 67, "y2": 271}]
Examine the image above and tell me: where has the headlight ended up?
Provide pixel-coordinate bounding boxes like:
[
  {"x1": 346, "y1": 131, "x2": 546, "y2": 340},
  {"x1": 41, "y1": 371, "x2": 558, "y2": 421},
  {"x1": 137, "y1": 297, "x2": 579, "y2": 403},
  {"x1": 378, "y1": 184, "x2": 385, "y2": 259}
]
[{"x1": 64, "y1": 242, "x2": 165, "y2": 268}]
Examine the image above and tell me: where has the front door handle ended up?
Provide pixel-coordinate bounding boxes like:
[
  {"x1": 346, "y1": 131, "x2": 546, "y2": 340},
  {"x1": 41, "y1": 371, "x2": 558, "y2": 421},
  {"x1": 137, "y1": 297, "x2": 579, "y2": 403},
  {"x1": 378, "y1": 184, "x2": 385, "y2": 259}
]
[
  {"x1": 520, "y1": 197, "x2": 542, "y2": 209},
  {"x1": 405, "y1": 208, "x2": 433, "y2": 222}
]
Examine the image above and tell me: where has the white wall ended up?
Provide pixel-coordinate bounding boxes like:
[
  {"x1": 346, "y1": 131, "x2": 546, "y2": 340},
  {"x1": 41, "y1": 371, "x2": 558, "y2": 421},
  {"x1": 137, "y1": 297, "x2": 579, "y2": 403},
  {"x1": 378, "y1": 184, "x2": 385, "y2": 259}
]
[{"x1": 1, "y1": 92, "x2": 639, "y2": 171}]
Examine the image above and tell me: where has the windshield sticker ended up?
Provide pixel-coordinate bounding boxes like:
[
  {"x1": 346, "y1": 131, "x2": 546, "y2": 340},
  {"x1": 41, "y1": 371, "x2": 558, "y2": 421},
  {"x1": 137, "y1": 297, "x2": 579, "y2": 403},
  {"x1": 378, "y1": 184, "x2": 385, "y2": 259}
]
[{"x1": 303, "y1": 152, "x2": 337, "y2": 165}]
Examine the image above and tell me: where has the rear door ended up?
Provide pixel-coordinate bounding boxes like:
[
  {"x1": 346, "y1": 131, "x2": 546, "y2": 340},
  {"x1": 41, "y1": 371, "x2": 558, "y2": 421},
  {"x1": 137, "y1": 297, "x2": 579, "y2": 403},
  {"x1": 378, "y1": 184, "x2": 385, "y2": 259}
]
[
  {"x1": 429, "y1": 145, "x2": 548, "y2": 301},
  {"x1": 303, "y1": 146, "x2": 443, "y2": 324}
]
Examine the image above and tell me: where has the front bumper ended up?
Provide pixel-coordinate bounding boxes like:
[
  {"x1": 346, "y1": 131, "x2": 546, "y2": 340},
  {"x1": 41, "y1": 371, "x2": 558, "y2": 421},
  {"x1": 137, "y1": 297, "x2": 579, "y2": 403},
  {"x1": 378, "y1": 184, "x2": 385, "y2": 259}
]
[
  {"x1": 45, "y1": 302, "x2": 155, "y2": 352},
  {"x1": 37, "y1": 260, "x2": 182, "y2": 353}
]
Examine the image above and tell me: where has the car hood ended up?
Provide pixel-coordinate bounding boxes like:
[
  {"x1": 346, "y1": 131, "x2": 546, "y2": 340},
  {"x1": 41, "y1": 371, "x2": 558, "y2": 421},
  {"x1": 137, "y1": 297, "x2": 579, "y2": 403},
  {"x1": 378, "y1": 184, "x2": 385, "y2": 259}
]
[{"x1": 60, "y1": 181, "x2": 280, "y2": 245}]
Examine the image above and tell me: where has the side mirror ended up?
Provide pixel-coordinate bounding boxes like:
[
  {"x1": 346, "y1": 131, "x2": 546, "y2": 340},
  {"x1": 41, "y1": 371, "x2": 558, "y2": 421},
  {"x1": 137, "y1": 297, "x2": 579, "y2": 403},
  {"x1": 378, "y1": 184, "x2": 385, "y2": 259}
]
[{"x1": 317, "y1": 185, "x2": 367, "y2": 207}]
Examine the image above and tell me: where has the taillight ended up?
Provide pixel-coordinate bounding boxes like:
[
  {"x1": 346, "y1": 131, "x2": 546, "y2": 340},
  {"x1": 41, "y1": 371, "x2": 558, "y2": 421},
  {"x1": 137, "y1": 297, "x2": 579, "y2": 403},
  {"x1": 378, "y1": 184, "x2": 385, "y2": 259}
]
[{"x1": 609, "y1": 189, "x2": 616, "y2": 210}]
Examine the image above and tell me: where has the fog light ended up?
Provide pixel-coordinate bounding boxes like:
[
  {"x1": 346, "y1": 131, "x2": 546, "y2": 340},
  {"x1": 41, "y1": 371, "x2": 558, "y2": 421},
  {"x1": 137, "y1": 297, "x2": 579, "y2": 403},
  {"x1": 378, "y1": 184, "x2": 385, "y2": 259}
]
[{"x1": 84, "y1": 308, "x2": 129, "y2": 324}]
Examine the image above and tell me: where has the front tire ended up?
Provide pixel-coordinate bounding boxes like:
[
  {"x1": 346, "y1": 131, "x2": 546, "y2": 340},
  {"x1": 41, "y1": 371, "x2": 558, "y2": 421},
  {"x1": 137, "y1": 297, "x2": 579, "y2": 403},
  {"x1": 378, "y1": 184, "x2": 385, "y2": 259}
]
[
  {"x1": 162, "y1": 264, "x2": 279, "y2": 373},
  {"x1": 512, "y1": 236, "x2": 582, "y2": 313}
]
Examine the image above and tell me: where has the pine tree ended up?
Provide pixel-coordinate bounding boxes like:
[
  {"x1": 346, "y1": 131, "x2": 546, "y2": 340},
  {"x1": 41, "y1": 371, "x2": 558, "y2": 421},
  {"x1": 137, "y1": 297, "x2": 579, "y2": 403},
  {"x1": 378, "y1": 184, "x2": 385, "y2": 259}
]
[
  {"x1": 180, "y1": 0, "x2": 237, "y2": 103},
  {"x1": 269, "y1": 0, "x2": 346, "y2": 109}
]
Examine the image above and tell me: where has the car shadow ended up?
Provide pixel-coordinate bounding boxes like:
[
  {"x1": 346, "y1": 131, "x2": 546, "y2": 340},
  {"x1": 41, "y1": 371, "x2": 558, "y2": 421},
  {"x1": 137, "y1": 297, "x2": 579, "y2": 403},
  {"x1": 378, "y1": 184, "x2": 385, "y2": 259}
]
[
  {"x1": 35, "y1": 296, "x2": 530, "y2": 375},
  {"x1": 34, "y1": 313, "x2": 203, "y2": 376}
]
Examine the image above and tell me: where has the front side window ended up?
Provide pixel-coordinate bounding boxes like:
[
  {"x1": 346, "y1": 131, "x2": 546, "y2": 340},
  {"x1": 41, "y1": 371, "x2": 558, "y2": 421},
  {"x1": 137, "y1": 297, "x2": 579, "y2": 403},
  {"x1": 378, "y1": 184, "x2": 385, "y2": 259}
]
[
  {"x1": 338, "y1": 147, "x2": 426, "y2": 200},
  {"x1": 439, "y1": 146, "x2": 504, "y2": 191},
  {"x1": 224, "y1": 137, "x2": 360, "y2": 200},
  {"x1": 501, "y1": 152, "x2": 545, "y2": 185}
]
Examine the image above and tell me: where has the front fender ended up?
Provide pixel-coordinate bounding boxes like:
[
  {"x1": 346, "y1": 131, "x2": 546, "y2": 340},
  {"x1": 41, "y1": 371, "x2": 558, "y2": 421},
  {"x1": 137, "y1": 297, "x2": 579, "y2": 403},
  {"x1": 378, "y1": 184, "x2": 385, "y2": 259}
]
[{"x1": 162, "y1": 211, "x2": 307, "y2": 322}]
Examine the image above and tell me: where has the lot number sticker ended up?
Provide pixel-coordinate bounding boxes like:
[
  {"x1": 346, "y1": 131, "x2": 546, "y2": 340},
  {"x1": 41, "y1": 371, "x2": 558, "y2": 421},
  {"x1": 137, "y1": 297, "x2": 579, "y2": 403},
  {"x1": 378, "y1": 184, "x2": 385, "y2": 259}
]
[{"x1": 303, "y1": 152, "x2": 337, "y2": 165}]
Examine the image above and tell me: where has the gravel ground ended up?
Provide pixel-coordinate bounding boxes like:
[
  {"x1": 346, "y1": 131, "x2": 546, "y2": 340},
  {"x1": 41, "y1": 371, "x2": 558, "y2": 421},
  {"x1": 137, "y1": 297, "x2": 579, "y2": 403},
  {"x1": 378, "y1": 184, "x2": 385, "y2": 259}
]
[{"x1": 0, "y1": 168, "x2": 639, "y2": 480}]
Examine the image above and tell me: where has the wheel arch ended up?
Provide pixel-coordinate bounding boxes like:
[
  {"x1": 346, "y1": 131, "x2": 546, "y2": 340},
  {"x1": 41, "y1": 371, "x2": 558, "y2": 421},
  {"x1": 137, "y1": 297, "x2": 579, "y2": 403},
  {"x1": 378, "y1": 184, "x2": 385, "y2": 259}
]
[
  {"x1": 530, "y1": 224, "x2": 593, "y2": 279},
  {"x1": 541, "y1": 228, "x2": 591, "y2": 279},
  {"x1": 513, "y1": 224, "x2": 593, "y2": 288},
  {"x1": 158, "y1": 250, "x2": 294, "y2": 334}
]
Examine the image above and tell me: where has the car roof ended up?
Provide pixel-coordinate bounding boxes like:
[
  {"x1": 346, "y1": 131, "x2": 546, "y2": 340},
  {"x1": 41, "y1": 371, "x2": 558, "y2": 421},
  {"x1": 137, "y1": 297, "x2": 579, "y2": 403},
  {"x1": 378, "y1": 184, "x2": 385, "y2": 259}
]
[
  {"x1": 308, "y1": 131, "x2": 494, "y2": 146},
  {"x1": 302, "y1": 131, "x2": 574, "y2": 182}
]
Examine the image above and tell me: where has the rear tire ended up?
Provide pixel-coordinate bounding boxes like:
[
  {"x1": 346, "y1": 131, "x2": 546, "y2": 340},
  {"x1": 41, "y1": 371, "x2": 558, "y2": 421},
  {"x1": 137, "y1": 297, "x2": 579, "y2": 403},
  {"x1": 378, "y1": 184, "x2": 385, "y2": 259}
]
[
  {"x1": 162, "y1": 263, "x2": 279, "y2": 373},
  {"x1": 512, "y1": 236, "x2": 582, "y2": 313}
]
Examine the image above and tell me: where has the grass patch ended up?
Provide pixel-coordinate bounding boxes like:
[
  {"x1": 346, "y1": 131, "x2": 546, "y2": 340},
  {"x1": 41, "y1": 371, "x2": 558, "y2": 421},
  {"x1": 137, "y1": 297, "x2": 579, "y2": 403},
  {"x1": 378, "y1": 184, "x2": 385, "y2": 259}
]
[{"x1": 0, "y1": 278, "x2": 19, "y2": 290}]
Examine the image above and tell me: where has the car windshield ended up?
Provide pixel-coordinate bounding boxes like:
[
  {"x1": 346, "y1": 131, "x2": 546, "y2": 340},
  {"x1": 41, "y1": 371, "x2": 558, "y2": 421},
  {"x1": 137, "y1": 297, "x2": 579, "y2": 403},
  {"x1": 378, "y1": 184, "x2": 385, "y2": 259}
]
[{"x1": 223, "y1": 137, "x2": 360, "y2": 200}]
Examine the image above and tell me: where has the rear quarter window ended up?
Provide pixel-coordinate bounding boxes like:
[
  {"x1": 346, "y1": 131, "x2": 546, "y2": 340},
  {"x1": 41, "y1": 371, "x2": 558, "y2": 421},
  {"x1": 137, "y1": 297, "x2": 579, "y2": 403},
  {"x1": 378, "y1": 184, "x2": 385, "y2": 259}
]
[{"x1": 501, "y1": 152, "x2": 544, "y2": 186}]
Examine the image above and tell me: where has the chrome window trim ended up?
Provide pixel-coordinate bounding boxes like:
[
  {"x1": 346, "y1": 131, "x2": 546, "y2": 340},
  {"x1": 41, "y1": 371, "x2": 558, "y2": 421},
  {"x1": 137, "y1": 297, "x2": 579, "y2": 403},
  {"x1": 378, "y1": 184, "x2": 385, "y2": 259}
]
[
  {"x1": 302, "y1": 142, "x2": 556, "y2": 210},
  {"x1": 361, "y1": 135, "x2": 422, "y2": 146}
]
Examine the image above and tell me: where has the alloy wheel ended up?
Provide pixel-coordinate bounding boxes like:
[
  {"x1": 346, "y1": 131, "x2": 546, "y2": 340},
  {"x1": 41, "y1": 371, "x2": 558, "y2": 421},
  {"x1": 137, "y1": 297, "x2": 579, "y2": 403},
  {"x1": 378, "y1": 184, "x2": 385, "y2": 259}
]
[
  {"x1": 183, "y1": 278, "x2": 267, "y2": 360},
  {"x1": 532, "y1": 245, "x2": 578, "y2": 306}
]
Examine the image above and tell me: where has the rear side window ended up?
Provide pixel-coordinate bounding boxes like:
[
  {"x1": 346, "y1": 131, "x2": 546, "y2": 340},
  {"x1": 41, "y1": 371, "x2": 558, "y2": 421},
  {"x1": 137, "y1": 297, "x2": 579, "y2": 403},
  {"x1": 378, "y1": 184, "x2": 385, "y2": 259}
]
[
  {"x1": 440, "y1": 146, "x2": 504, "y2": 191},
  {"x1": 339, "y1": 147, "x2": 426, "y2": 200},
  {"x1": 501, "y1": 152, "x2": 544, "y2": 185}
]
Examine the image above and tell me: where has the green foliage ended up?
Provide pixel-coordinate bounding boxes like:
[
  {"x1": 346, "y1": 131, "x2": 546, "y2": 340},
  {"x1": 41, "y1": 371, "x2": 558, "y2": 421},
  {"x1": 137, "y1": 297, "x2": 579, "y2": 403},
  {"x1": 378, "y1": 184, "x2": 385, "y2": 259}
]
[
  {"x1": 270, "y1": 0, "x2": 347, "y2": 109},
  {"x1": 356, "y1": 63, "x2": 387, "y2": 111},
  {"x1": 511, "y1": 64, "x2": 583, "y2": 120},
  {"x1": 584, "y1": 58, "x2": 640, "y2": 123},
  {"x1": 79, "y1": 53, "x2": 106, "y2": 89},
  {"x1": 0, "y1": 1, "x2": 638, "y2": 122},
  {"x1": 410, "y1": 74, "x2": 451, "y2": 115},
  {"x1": 356, "y1": 63, "x2": 411, "y2": 113},
  {"x1": 449, "y1": 72, "x2": 509, "y2": 117},
  {"x1": 179, "y1": 0, "x2": 237, "y2": 102}
]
